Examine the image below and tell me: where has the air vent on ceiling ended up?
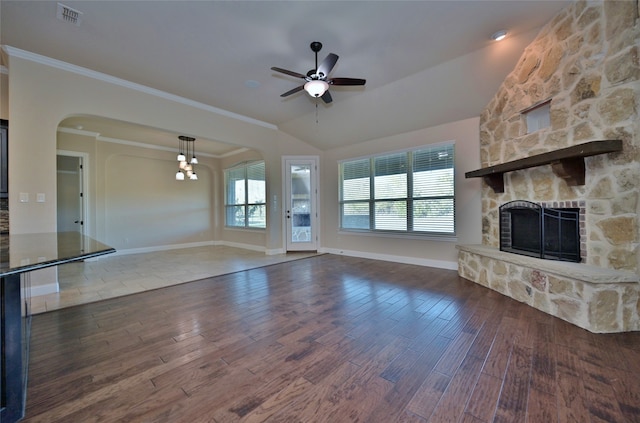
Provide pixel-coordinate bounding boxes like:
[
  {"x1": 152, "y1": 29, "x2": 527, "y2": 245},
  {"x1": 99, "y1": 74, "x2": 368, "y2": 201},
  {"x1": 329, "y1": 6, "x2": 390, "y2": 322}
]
[{"x1": 57, "y1": 3, "x2": 83, "y2": 26}]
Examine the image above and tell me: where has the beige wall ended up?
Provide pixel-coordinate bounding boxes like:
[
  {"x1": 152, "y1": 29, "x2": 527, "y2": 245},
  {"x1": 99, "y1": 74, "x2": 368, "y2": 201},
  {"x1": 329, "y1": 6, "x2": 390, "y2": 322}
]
[
  {"x1": 3, "y1": 48, "x2": 317, "y2": 289},
  {"x1": 4, "y1": 45, "x2": 483, "y2": 290},
  {"x1": 0, "y1": 72, "x2": 7, "y2": 120},
  {"x1": 58, "y1": 131, "x2": 219, "y2": 251},
  {"x1": 321, "y1": 117, "x2": 482, "y2": 269}
]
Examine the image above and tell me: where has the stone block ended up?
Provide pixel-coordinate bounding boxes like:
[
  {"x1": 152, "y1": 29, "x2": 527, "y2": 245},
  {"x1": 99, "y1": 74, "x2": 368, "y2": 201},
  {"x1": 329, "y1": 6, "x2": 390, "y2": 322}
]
[
  {"x1": 585, "y1": 21, "x2": 603, "y2": 46},
  {"x1": 493, "y1": 260, "x2": 508, "y2": 276},
  {"x1": 573, "y1": 122, "x2": 594, "y2": 140},
  {"x1": 589, "y1": 290, "x2": 620, "y2": 332},
  {"x1": 597, "y1": 216, "x2": 637, "y2": 244},
  {"x1": 611, "y1": 192, "x2": 638, "y2": 215},
  {"x1": 490, "y1": 277, "x2": 508, "y2": 295},
  {"x1": 614, "y1": 168, "x2": 640, "y2": 192},
  {"x1": 577, "y1": 5, "x2": 601, "y2": 30},
  {"x1": 608, "y1": 248, "x2": 637, "y2": 272},
  {"x1": 517, "y1": 55, "x2": 540, "y2": 84},
  {"x1": 530, "y1": 270, "x2": 548, "y2": 292},
  {"x1": 539, "y1": 44, "x2": 564, "y2": 81},
  {"x1": 603, "y1": 0, "x2": 637, "y2": 41},
  {"x1": 510, "y1": 279, "x2": 532, "y2": 304},
  {"x1": 550, "y1": 107, "x2": 569, "y2": 130},
  {"x1": 587, "y1": 176, "x2": 614, "y2": 199},
  {"x1": 543, "y1": 130, "x2": 568, "y2": 149},
  {"x1": 549, "y1": 275, "x2": 583, "y2": 299},
  {"x1": 553, "y1": 298, "x2": 583, "y2": 323},
  {"x1": 533, "y1": 292, "x2": 552, "y2": 314},
  {"x1": 597, "y1": 88, "x2": 636, "y2": 126},
  {"x1": 605, "y1": 46, "x2": 640, "y2": 85},
  {"x1": 532, "y1": 173, "x2": 555, "y2": 199},
  {"x1": 571, "y1": 75, "x2": 602, "y2": 105},
  {"x1": 479, "y1": 268, "x2": 489, "y2": 287},
  {"x1": 554, "y1": 14, "x2": 574, "y2": 41}
]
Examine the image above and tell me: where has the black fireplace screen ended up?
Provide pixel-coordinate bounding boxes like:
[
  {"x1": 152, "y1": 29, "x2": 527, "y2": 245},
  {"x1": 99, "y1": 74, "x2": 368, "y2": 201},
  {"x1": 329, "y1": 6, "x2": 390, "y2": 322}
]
[{"x1": 500, "y1": 200, "x2": 581, "y2": 262}]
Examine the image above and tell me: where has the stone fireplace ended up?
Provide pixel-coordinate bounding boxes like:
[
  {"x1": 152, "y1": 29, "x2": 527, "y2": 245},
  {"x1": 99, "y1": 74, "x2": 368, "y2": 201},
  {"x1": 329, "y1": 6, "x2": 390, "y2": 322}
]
[{"x1": 458, "y1": 0, "x2": 640, "y2": 332}]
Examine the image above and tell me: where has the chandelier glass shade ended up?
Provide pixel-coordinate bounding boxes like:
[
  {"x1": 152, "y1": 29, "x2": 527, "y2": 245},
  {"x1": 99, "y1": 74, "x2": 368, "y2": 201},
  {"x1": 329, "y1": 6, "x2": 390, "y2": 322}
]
[{"x1": 176, "y1": 136, "x2": 198, "y2": 180}]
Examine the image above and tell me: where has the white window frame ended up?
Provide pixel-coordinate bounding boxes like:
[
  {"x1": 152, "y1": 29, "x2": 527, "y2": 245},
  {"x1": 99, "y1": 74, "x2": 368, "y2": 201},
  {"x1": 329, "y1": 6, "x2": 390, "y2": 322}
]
[
  {"x1": 224, "y1": 161, "x2": 266, "y2": 229},
  {"x1": 339, "y1": 143, "x2": 455, "y2": 236}
]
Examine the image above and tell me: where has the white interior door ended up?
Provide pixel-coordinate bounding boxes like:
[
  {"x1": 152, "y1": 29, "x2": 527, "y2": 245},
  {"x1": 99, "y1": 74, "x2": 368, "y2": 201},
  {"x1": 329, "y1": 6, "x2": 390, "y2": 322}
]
[
  {"x1": 56, "y1": 154, "x2": 85, "y2": 234},
  {"x1": 284, "y1": 157, "x2": 318, "y2": 251}
]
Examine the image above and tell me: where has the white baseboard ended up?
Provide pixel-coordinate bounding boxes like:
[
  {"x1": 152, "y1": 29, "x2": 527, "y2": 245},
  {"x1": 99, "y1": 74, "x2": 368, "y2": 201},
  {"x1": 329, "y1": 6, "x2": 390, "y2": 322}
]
[
  {"x1": 111, "y1": 240, "x2": 278, "y2": 257},
  {"x1": 318, "y1": 247, "x2": 458, "y2": 271},
  {"x1": 30, "y1": 282, "x2": 59, "y2": 297},
  {"x1": 219, "y1": 240, "x2": 265, "y2": 253},
  {"x1": 265, "y1": 248, "x2": 286, "y2": 255},
  {"x1": 111, "y1": 240, "x2": 218, "y2": 256}
]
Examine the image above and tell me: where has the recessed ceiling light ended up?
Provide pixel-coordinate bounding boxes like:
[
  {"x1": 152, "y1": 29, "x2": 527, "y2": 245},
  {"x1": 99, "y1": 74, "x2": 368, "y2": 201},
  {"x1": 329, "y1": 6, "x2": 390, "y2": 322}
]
[
  {"x1": 491, "y1": 30, "x2": 508, "y2": 41},
  {"x1": 244, "y1": 80, "x2": 260, "y2": 89}
]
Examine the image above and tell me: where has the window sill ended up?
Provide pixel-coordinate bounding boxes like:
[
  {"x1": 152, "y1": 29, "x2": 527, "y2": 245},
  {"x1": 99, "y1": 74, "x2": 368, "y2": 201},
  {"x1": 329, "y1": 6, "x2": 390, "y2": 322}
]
[
  {"x1": 338, "y1": 229, "x2": 457, "y2": 242},
  {"x1": 223, "y1": 226, "x2": 266, "y2": 232}
]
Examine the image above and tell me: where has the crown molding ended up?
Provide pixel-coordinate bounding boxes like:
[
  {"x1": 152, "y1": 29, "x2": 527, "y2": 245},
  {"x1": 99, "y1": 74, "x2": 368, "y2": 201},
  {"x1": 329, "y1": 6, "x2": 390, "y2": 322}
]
[
  {"x1": 56, "y1": 126, "x2": 246, "y2": 158},
  {"x1": 2, "y1": 45, "x2": 278, "y2": 131}
]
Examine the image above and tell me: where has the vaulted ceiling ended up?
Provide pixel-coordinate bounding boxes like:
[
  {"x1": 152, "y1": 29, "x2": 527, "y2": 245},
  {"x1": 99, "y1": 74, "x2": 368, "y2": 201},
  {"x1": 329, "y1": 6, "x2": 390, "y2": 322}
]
[{"x1": 1, "y1": 1, "x2": 570, "y2": 153}]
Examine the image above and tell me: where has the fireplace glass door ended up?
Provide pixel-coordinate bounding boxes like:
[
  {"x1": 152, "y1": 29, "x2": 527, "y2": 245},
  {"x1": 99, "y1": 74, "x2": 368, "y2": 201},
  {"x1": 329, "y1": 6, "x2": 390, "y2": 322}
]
[{"x1": 500, "y1": 201, "x2": 580, "y2": 263}]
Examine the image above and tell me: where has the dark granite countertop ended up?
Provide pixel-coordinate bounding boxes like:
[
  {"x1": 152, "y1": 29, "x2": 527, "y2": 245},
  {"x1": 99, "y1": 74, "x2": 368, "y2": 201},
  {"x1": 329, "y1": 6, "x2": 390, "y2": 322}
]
[{"x1": 0, "y1": 232, "x2": 115, "y2": 277}]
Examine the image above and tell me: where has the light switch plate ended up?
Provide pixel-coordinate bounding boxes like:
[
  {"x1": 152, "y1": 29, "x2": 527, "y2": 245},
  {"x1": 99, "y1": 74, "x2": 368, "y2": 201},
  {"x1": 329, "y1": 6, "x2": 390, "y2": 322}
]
[
  {"x1": 37, "y1": 193, "x2": 46, "y2": 203},
  {"x1": 19, "y1": 192, "x2": 29, "y2": 203}
]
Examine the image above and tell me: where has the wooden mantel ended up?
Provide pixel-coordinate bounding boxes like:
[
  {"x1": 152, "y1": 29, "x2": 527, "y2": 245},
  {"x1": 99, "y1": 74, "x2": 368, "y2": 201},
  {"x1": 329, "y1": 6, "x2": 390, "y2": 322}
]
[{"x1": 465, "y1": 140, "x2": 623, "y2": 193}]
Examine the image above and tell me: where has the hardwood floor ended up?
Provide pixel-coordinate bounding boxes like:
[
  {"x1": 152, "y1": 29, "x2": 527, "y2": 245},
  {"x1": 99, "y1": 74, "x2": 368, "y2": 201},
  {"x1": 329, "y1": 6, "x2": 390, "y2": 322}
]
[{"x1": 22, "y1": 254, "x2": 640, "y2": 422}]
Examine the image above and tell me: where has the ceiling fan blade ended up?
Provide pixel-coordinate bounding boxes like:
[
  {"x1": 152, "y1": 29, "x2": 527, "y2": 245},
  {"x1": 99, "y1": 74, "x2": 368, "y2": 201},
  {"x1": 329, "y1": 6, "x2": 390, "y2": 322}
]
[
  {"x1": 316, "y1": 53, "x2": 338, "y2": 78},
  {"x1": 329, "y1": 78, "x2": 366, "y2": 86},
  {"x1": 321, "y1": 90, "x2": 333, "y2": 104},
  {"x1": 271, "y1": 67, "x2": 307, "y2": 79},
  {"x1": 280, "y1": 85, "x2": 305, "y2": 97}
]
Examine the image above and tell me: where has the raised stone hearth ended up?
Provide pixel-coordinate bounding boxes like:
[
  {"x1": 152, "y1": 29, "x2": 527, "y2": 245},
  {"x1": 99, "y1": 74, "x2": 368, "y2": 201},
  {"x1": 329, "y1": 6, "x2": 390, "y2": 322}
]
[{"x1": 458, "y1": 244, "x2": 639, "y2": 333}]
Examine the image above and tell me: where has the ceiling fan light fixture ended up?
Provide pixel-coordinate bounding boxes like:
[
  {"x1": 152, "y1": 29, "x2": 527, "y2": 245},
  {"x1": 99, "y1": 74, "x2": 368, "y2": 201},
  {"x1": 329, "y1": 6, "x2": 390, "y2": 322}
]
[{"x1": 304, "y1": 80, "x2": 329, "y2": 97}]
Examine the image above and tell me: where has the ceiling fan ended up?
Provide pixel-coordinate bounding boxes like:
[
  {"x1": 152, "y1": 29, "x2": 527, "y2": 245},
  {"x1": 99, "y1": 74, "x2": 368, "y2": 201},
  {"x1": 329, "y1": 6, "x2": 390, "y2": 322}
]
[{"x1": 271, "y1": 41, "x2": 366, "y2": 104}]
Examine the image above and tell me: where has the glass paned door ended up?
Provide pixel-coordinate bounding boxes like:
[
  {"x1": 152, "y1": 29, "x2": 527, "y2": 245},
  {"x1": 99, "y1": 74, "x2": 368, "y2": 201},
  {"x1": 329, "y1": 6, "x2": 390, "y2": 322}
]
[{"x1": 285, "y1": 158, "x2": 318, "y2": 251}]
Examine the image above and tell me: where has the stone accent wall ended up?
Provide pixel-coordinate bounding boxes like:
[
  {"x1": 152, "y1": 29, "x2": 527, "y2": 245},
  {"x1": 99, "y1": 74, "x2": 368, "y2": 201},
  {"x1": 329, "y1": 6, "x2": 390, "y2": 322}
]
[
  {"x1": 479, "y1": 0, "x2": 640, "y2": 273},
  {"x1": 458, "y1": 0, "x2": 640, "y2": 332}
]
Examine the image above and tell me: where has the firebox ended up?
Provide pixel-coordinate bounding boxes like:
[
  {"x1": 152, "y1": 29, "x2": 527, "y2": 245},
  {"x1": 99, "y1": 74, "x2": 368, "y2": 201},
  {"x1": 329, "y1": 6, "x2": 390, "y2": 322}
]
[{"x1": 500, "y1": 200, "x2": 581, "y2": 262}]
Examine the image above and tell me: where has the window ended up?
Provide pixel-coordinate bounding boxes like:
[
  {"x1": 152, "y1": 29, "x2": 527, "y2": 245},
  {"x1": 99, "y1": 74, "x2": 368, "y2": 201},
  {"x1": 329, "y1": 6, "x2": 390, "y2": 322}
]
[
  {"x1": 225, "y1": 161, "x2": 266, "y2": 228},
  {"x1": 339, "y1": 143, "x2": 454, "y2": 235}
]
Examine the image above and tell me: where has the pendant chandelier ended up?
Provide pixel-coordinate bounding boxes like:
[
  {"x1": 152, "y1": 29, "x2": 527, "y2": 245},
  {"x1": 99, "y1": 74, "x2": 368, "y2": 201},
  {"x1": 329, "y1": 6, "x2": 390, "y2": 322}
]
[{"x1": 176, "y1": 136, "x2": 198, "y2": 181}]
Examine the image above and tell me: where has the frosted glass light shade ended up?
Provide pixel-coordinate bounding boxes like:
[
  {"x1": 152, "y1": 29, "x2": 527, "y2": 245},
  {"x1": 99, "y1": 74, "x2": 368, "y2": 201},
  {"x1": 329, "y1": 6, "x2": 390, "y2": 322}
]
[
  {"x1": 176, "y1": 171, "x2": 185, "y2": 180},
  {"x1": 304, "y1": 80, "x2": 329, "y2": 97}
]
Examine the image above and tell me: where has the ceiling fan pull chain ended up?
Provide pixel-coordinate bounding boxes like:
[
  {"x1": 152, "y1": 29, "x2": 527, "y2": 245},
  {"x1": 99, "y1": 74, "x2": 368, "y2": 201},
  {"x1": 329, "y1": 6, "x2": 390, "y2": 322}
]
[{"x1": 315, "y1": 101, "x2": 319, "y2": 124}]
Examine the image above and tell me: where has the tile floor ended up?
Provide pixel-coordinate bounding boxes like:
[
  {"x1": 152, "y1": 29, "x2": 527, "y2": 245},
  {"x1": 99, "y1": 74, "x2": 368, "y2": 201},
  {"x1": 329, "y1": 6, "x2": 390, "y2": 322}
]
[{"x1": 30, "y1": 245, "x2": 319, "y2": 314}]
